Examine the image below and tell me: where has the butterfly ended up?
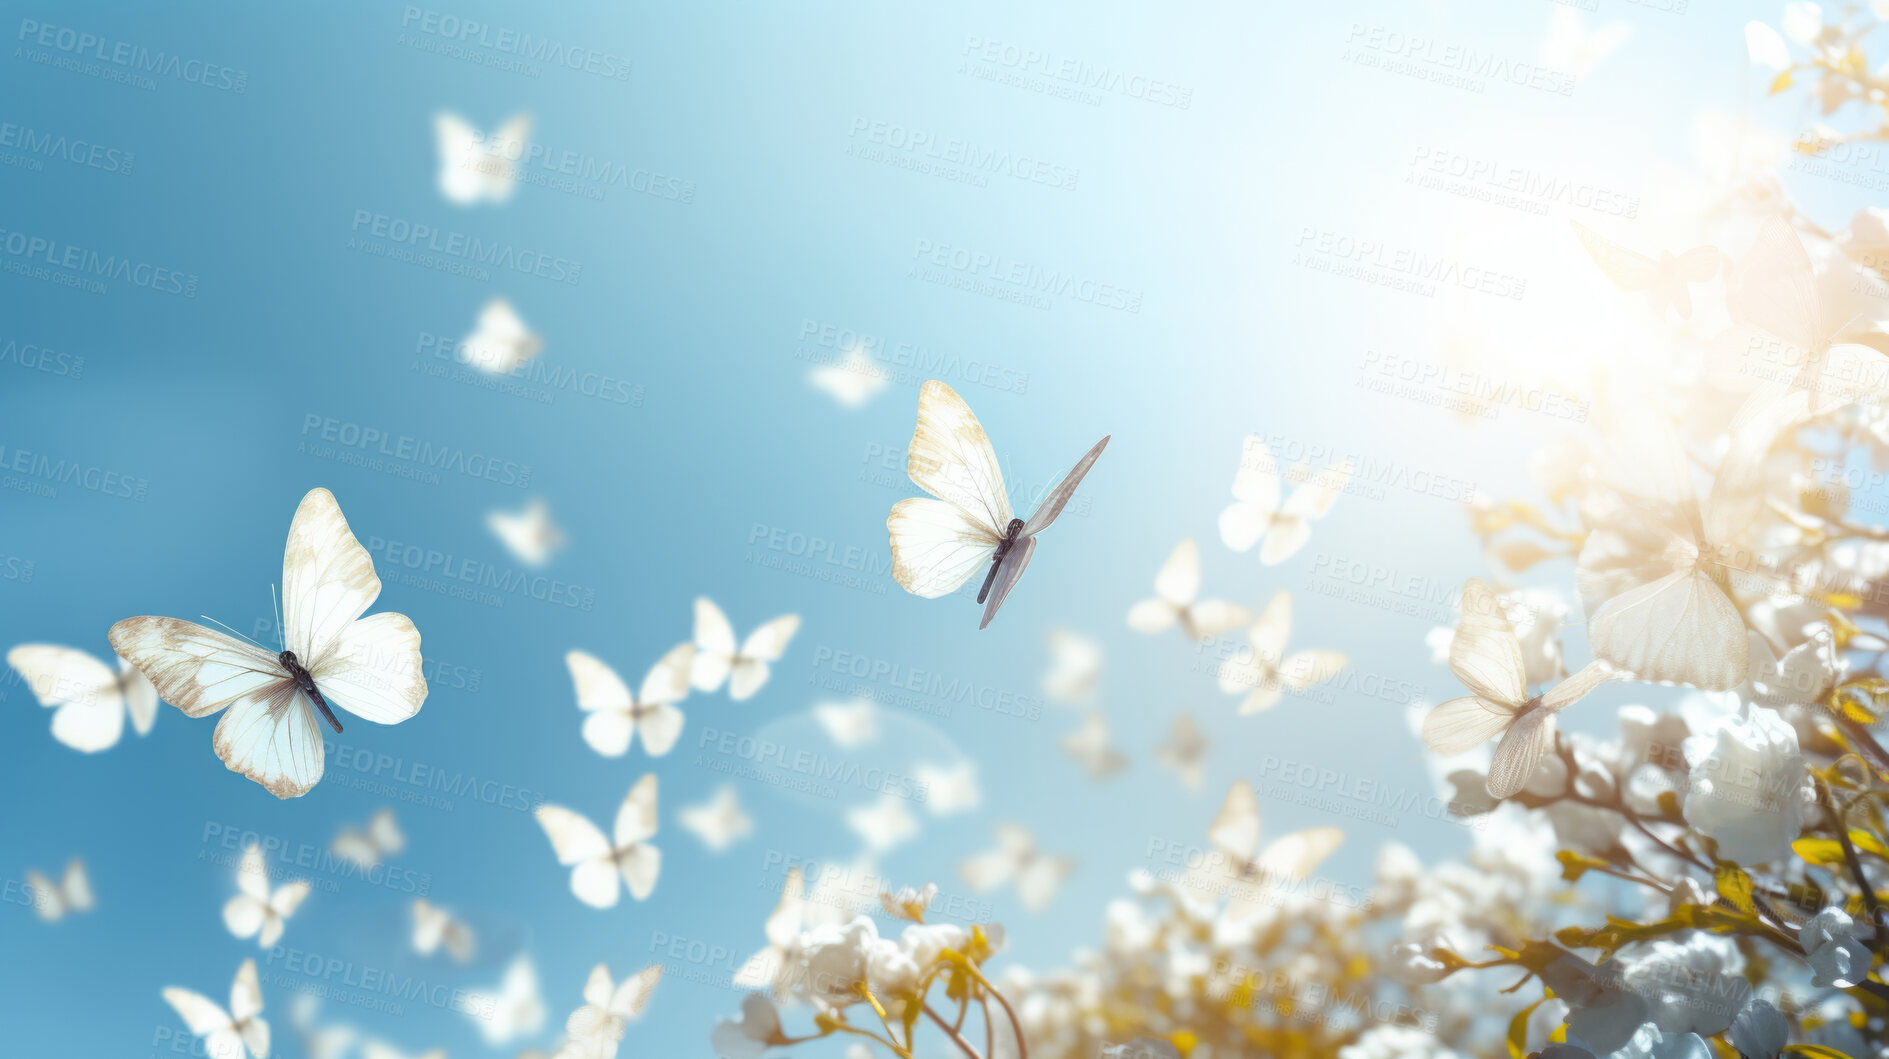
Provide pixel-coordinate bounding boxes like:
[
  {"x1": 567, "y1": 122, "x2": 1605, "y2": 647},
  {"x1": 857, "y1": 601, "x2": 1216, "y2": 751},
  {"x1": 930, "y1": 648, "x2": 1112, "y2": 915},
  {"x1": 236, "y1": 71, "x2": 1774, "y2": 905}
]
[
  {"x1": 566, "y1": 964, "x2": 662, "y2": 1059},
  {"x1": 465, "y1": 956, "x2": 546, "y2": 1046},
  {"x1": 1154, "y1": 713, "x2": 1208, "y2": 790},
  {"x1": 331, "y1": 807, "x2": 405, "y2": 869},
  {"x1": 690, "y1": 598, "x2": 799, "y2": 700},
  {"x1": 461, "y1": 297, "x2": 544, "y2": 375},
  {"x1": 535, "y1": 773, "x2": 662, "y2": 907},
  {"x1": 734, "y1": 867, "x2": 805, "y2": 997},
  {"x1": 411, "y1": 898, "x2": 476, "y2": 961},
  {"x1": 1126, "y1": 539, "x2": 1253, "y2": 641},
  {"x1": 678, "y1": 786, "x2": 753, "y2": 852},
  {"x1": 435, "y1": 111, "x2": 530, "y2": 206},
  {"x1": 1423, "y1": 579, "x2": 1617, "y2": 798},
  {"x1": 163, "y1": 959, "x2": 269, "y2": 1059},
  {"x1": 487, "y1": 496, "x2": 563, "y2": 567},
  {"x1": 1183, "y1": 780, "x2": 1342, "y2": 921},
  {"x1": 1216, "y1": 591, "x2": 1348, "y2": 714},
  {"x1": 224, "y1": 843, "x2": 310, "y2": 948},
  {"x1": 810, "y1": 345, "x2": 888, "y2": 408},
  {"x1": 914, "y1": 759, "x2": 981, "y2": 816},
  {"x1": 24, "y1": 858, "x2": 92, "y2": 922},
  {"x1": 887, "y1": 380, "x2": 1110, "y2": 629},
  {"x1": 287, "y1": 995, "x2": 355, "y2": 1059},
  {"x1": 1571, "y1": 221, "x2": 1721, "y2": 321},
  {"x1": 566, "y1": 644, "x2": 694, "y2": 757},
  {"x1": 1042, "y1": 628, "x2": 1102, "y2": 704},
  {"x1": 846, "y1": 794, "x2": 918, "y2": 853},
  {"x1": 812, "y1": 698, "x2": 878, "y2": 747},
  {"x1": 1062, "y1": 712, "x2": 1127, "y2": 779},
  {"x1": 109, "y1": 488, "x2": 428, "y2": 799},
  {"x1": 6, "y1": 644, "x2": 158, "y2": 752},
  {"x1": 1217, "y1": 436, "x2": 1353, "y2": 563},
  {"x1": 959, "y1": 824, "x2": 1075, "y2": 912}
]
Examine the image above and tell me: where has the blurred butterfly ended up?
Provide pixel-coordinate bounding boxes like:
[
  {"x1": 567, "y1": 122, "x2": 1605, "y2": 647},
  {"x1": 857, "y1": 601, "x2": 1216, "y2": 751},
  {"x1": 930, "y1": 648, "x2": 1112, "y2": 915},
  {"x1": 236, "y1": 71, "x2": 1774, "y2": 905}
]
[
  {"x1": 535, "y1": 773, "x2": 662, "y2": 907},
  {"x1": 1423, "y1": 578, "x2": 1615, "y2": 798},
  {"x1": 1061, "y1": 712, "x2": 1126, "y2": 780},
  {"x1": 566, "y1": 644, "x2": 694, "y2": 757},
  {"x1": 6, "y1": 644, "x2": 157, "y2": 752},
  {"x1": 1155, "y1": 713, "x2": 1208, "y2": 790},
  {"x1": 734, "y1": 867, "x2": 805, "y2": 996},
  {"x1": 566, "y1": 963, "x2": 662, "y2": 1059},
  {"x1": 887, "y1": 380, "x2": 1110, "y2": 629},
  {"x1": 914, "y1": 759, "x2": 981, "y2": 816},
  {"x1": 1042, "y1": 628, "x2": 1102, "y2": 705},
  {"x1": 846, "y1": 794, "x2": 918, "y2": 853},
  {"x1": 288, "y1": 995, "x2": 355, "y2": 1059},
  {"x1": 1539, "y1": 7, "x2": 1630, "y2": 78},
  {"x1": 810, "y1": 346, "x2": 888, "y2": 408},
  {"x1": 488, "y1": 496, "x2": 563, "y2": 566},
  {"x1": 363, "y1": 1042, "x2": 445, "y2": 1059},
  {"x1": 110, "y1": 488, "x2": 428, "y2": 799},
  {"x1": 1216, "y1": 591, "x2": 1348, "y2": 714},
  {"x1": 1217, "y1": 436, "x2": 1353, "y2": 562},
  {"x1": 465, "y1": 956, "x2": 547, "y2": 1046},
  {"x1": 959, "y1": 825, "x2": 1074, "y2": 912},
  {"x1": 813, "y1": 698, "x2": 878, "y2": 747},
  {"x1": 1126, "y1": 539, "x2": 1253, "y2": 641},
  {"x1": 24, "y1": 858, "x2": 92, "y2": 922},
  {"x1": 411, "y1": 898, "x2": 476, "y2": 961},
  {"x1": 679, "y1": 786, "x2": 752, "y2": 852},
  {"x1": 224, "y1": 844, "x2": 310, "y2": 948},
  {"x1": 435, "y1": 111, "x2": 530, "y2": 206},
  {"x1": 460, "y1": 297, "x2": 544, "y2": 375},
  {"x1": 690, "y1": 598, "x2": 799, "y2": 700},
  {"x1": 1184, "y1": 780, "x2": 1342, "y2": 922},
  {"x1": 1571, "y1": 221, "x2": 1721, "y2": 320},
  {"x1": 163, "y1": 959, "x2": 269, "y2": 1059},
  {"x1": 331, "y1": 808, "x2": 405, "y2": 870}
]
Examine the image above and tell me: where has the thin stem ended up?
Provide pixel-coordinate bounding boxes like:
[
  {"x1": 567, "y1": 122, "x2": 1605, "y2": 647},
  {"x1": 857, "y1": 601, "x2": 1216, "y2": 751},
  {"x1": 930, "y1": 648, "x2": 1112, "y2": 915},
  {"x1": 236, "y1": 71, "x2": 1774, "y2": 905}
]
[
  {"x1": 1819, "y1": 778, "x2": 1886, "y2": 936},
  {"x1": 958, "y1": 961, "x2": 1027, "y2": 1059},
  {"x1": 925, "y1": 1004, "x2": 987, "y2": 1059}
]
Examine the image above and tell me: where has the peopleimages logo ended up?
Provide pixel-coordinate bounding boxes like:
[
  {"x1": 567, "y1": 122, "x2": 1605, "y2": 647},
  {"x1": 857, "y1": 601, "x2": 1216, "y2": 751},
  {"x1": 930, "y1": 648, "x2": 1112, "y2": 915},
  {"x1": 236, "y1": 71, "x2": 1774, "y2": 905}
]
[
  {"x1": 16, "y1": 19, "x2": 249, "y2": 92},
  {"x1": 397, "y1": 8, "x2": 632, "y2": 80},
  {"x1": 0, "y1": 227, "x2": 197, "y2": 296}
]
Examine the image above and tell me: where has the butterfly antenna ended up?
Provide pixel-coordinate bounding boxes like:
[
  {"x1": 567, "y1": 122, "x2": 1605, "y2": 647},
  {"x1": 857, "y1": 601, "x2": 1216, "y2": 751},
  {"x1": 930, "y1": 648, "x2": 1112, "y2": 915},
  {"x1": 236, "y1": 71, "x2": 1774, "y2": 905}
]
[
  {"x1": 271, "y1": 584, "x2": 285, "y2": 651},
  {"x1": 198, "y1": 615, "x2": 273, "y2": 653}
]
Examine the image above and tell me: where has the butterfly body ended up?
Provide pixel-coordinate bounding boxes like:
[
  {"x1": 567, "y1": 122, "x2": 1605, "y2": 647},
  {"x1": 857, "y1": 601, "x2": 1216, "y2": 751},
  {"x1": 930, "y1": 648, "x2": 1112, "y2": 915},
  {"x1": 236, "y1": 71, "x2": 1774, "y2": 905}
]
[
  {"x1": 279, "y1": 650, "x2": 343, "y2": 734},
  {"x1": 977, "y1": 518, "x2": 1026, "y2": 604}
]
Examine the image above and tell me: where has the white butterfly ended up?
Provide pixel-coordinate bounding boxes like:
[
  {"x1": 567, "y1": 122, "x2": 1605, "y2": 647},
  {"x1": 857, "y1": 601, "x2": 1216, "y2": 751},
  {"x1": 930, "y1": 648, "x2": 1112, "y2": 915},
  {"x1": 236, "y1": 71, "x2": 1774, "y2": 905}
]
[
  {"x1": 487, "y1": 496, "x2": 563, "y2": 566},
  {"x1": 1571, "y1": 221, "x2": 1721, "y2": 320},
  {"x1": 1154, "y1": 713, "x2": 1208, "y2": 791},
  {"x1": 6, "y1": 644, "x2": 158, "y2": 752},
  {"x1": 411, "y1": 898, "x2": 476, "y2": 961},
  {"x1": 163, "y1": 959, "x2": 269, "y2": 1059},
  {"x1": 1424, "y1": 579, "x2": 1617, "y2": 799},
  {"x1": 331, "y1": 807, "x2": 405, "y2": 869},
  {"x1": 287, "y1": 995, "x2": 355, "y2": 1059},
  {"x1": 846, "y1": 794, "x2": 918, "y2": 853},
  {"x1": 1216, "y1": 591, "x2": 1347, "y2": 715},
  {"x1": 1217, "y1": 436, "x2": 1353, "y2": 563},
  {"x1": 224, "y1": 844, "x2": 310, "y2": 948},
  {"x1": 914, "y1": 759, "x2": 981, "y2": 816},
  {"x1": 1126, "y1": 539, "x2": 1253, "y2": 641},
  {"x1": 734, "y1": 867, "x2": 805, "y2": 996},
  {"x1": 460, "y1": 297, "x2": 544, "y2": 375},
  {"x1": 959, "y1": 825, "x2": 1074, "y2": 912},
  {"x1": 24, "y1": 858, "x2": 92, "y2": 922},
  {"x1": 566, "y1": 644, "x2": 694, "y2": 757},
  {"x1": 1183, "y1": 780, "x2": 1342, "y2": 921},
  {"x1": 110, "y1": 488, "x2": 428, "y2": 799},
  {"x1": 1539, "y1": 7, "x2": 1631, "y2": 78},
  {"x1": 678, "y1": 785, "x2": 752, "y2": 852},
  {"x1": 535, "y1": 773, "x2": 662, "y2": 907},
  {"x1": 1042, "y1": 628, "x2": 1102, "y2": 705},
  {"x1": 565, "y1": 963, "x2": 662, "y2": 1059},
  {"x1": 810, "y1": 345, "x2": 888, "y2": 408},
  {"x1": 465, "y1": 956, "x2": 547, "y2": 1046},
  {"x1": 435, "y1": 111, "x2": 530, "y2": 206},
  {"x1": 690, "y1": 598, "x2": 798, "y2": 700},
  {"x1": 1062, "y1": 712, "x2": 1126, "y2": 779},
  {"x1": 812, "y1": 698, "x2": 878, "y2": 747},
  {"x1": 887, "y1": 380, "x2": 1110, "y2": 629}
]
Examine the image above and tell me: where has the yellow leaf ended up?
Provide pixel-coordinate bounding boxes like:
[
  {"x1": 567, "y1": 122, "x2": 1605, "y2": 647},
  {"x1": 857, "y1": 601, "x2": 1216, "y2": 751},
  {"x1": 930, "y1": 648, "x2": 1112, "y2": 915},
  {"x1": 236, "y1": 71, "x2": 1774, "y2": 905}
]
[
  {"x1": 1508, "y1": 998, "x2": 1546, "y2": 1059},
  {"x1": 1715, "y1": 863, "x2": 1755, "y2": 914},
  {"x1": 1785, "y1": 1045, "x2": 1859, "y2": 1059},
  {"x1": 1770, "y1": 69, "x2": 1795, "y2": 94},
  {"x1": 1795, "y1": 838, "x2": 1845, "y2": 867}
]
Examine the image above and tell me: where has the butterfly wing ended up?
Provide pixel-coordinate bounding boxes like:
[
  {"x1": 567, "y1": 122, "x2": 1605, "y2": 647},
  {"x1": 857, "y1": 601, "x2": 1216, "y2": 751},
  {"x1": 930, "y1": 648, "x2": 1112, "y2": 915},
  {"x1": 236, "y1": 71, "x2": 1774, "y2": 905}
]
[
  {"x1": 1256, "y1": 827, "x2": 1343, "y2": 882},
  {"x1": 164, "y1": 987, "x2": 238, "y2": 1058},
  {"x1": 535, "y1": 806, "x2": 619, "y2": 908},
  {"x1": 1207, "y1": 780, "x2": 1262, "y2": 862},
  {"x1": 1572, "y1": 221, "x2": 1659, "y2": 293},
  {"x1": 905, "y1": 380, "x2": 1012, "y2": 533},
  {"x1": 689, "y1": 597, "x2": 737, "y2": 690},
  {"x1": 615, "y1": 775, "x2": 662, "y2": 899},
  {"x1": 108, "y1": 618, "x2": 287, "y2": 718},
  {"x1": 1422, "y1": 696, "x2": 1519, "y2": 755},
  {"x1": 308, "y1": 612, "x2": 426, "y2": 725},
  {"x1": 119, "y1": 657, "x2": 159, "y2": 736},
  {"x1": 1487, "y1": 707, "x2": 1559, "y2": 799},
  {"x1": 465, "y1": 299, "x2": 542, "y2": 375},
  {"x1": 730, "y1": 616, "x2": 799, "y2": 700},
  {"x1": 1020, "y1": 435, "x2": 1110, "y2": 537},
  {"x1": 978, "y1": 533, "x2": 1037, "y2": 630},
  {"x1": 567, "y1": 650, "x2": 636, "y2": 756},
  {"x1": 1727, "y1": 215, "x2": 1826, "y2": 355},
  {"x1": 1450, "y1": 579, "x2": 1529, "y2": 708},
  {"x1": 6, "y1": 645, "x2": 125, "y2": 753},
  {"x1": 59, "y1": 859, "x2": 93, "y2": 915},
  {"x1": 1587, "y1": 568, "x2": 1746, "y2": 689},
  {"x1": 1127, "y1": 539, "x2": 1198, "y2": 633},
  {"x1": 888, "y1": 498, "x2": 1001, "y2": 598},
  {"x1": 608, "y1": 964, "x2": 663, "y2": 1020},
  {"x1": 282, "y1": 488, "x2": 382, "y2": 664}
]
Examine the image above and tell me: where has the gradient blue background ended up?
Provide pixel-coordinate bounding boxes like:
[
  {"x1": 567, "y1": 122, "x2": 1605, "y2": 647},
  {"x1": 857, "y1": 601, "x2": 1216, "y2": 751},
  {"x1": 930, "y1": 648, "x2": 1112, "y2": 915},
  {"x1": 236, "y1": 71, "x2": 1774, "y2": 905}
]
[{"x1": 0, "y1": 0, "x2": 1843, "y2": 1054}]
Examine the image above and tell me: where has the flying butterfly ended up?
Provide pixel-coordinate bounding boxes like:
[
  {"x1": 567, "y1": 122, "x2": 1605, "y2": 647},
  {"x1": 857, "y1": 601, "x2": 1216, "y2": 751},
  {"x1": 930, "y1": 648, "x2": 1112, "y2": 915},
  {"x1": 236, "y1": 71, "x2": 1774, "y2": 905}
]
[
  {"x1": 434, "y1": 111, "x2": 530, "y2": 206},
  {"x1": 1217, "y1": 435, "x2": 1353, "y2": 563},
  {"x1": 109, "y1": 488, "x2": 427, "y2": 799},
  {"x1": 887, "y1": 380, "x2": 1110, "y2": 629},
  {"x1": 1183, "y1": 779, "x2": 1343, "y2": 923},
  {"x1": 535, "y1": 773, "x2": 663, "y2": 908},
  {"x1": 331, "y1": 808, "x2": 405, "y2": 869},
  {"x1": 410, "y1": 898, "x2": 476, "y2": 961},
  {"x1": 163, "y1": 959, "x2": 269, "y2": 1059},
  {"x1": 1571, "y1": 220, "x2": 1722, "y2": 320},
  {"x1": 24, "y1": 858, "x2": 93, "y2": 922},
  {"x1": 566, "y1": 644, "x2": 694, "y2": 757},
  {"x1": 959, "y1": 824, "x2": 1075, "y2": 912},
  {"x1": 224, "y1": 843, "x2": 310, "y2": 948},
  {"x1": 690, "y1": 597, "x2": 798, "y2": 699},
  {"x1": 565, "y1": 963, "x2": 663, "y2": 1059},
  {"x1": 1126, "y1": 539, "x2": 1253, "y2": 642},
  {"x1": 6, "y1": 644, "x2": 158, "y2": 752}
]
